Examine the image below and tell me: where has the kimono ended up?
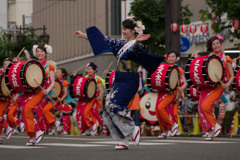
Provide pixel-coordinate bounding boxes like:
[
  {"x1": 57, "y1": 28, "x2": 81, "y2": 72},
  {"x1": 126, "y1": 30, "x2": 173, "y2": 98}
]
[{"x1": 86, "y1": 26, "x2": 164, "y2": 139}]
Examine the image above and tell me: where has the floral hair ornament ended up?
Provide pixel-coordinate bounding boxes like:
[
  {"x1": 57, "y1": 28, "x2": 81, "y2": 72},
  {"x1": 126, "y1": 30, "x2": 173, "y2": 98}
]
[
  {"x1": 134, "y1": 20, "x2": 145, "y2": 35},
  {"x1": 214, "y1": 35, "x2": 224, "y2": 43},
  {"x1": 32, "y1": 44, "x2": 53, "y2": 57},
  {"x1": 86, "y1": 63, "x2": 90, "y2": 72}
]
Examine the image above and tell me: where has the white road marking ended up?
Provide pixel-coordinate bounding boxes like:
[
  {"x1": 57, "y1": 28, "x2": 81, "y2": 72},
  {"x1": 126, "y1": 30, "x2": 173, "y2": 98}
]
[
  {"x1": 11, "y1": 136, "x2": 109, "y2": 141},
  {"x1": 0, "y1": 145, "x2": 46, "y2": 149},
  {"x1": 88, "y1": 141, "x2": 175, "y2": 145},
  {"x1": 38, "y1": 143, "x2": 110, "y2": 147},
  {"x1": 145, "y1": 139, "x2": 239, "y2": 144}
]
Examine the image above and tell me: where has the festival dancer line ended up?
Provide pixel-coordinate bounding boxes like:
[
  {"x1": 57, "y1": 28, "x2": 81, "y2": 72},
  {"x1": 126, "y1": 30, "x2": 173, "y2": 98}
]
[{"x1": 74, "y1": 17, "x2": 165, "y2": 150}]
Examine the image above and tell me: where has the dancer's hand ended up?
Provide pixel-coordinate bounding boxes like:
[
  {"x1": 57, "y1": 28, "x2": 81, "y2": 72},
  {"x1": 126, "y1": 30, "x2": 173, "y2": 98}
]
[
  {"x1": 191, "y1": 52, "x2": 197, "y2": 57},
  {"x1": 42, "y1": 88, "x2": 50, "y2": 95},
  {"x1": 221, "y1": 83, "x2": 229, "y2": 89},
  {"x1": 103, "y1": 70, "x2": 107, "y2": 77},
  {"x1": 74, "y1": 30, "x2": 88, "y2": 39},
  {"x1": 232, "y1": 58, "x2": 237, "y2": 69},
  {"x1": 72, "y1": 70, "x2": 78, "y2": 76},
  {"x1": 136, "y1": 34, "x2": 151, "y2": 42}
]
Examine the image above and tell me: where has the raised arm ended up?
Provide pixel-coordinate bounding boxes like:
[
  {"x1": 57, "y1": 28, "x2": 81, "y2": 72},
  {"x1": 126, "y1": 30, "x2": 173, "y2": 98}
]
[{"x1": 74, "y1": 30, "x2": 88, "y2": 40}]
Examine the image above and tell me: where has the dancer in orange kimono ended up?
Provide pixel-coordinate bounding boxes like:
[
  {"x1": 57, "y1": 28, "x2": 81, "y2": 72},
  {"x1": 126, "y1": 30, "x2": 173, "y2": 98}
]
[
  {"x1": 21, "y1": 43, "x2": 55, "y2": 145},
  {"x1": 48, "y1": 68, "x2": 73, "y2": 135},
  {"x1": 156, "y1": 51, "x2": 187, "y2": 138},
  {"x1": 0, "y1": 58, "x2": 13, "y2": 144},
  {"x1": 195, "y1": 37, "x2": 234, "y2": 141}
]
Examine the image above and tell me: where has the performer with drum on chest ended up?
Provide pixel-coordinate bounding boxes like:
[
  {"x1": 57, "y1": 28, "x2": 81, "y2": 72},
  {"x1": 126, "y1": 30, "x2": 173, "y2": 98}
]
[
  {"x1": 20, "y1": 43, "x2": 55, "y2": 145},
  {"x1": 154, "y1": 51, "x2": 187, "y2": 139},
  {"x1": 0, "y1": 58, "x2": 13, "y2": 144},
  {"x1": 84, "y1": 62, "x2": 104, "y2": 135},
  {"x1": 70, "y1": 67, "x2": 97, "y2": 136},
  {"x1": 48, "y1": 68, "x2": 73, "y2": 135},
  {"x1": 74, "y1": 17, "x2": 165, "y2": 150},
  {"x1": 191, "y1": 36, "x2": 234, "y2": 141}
]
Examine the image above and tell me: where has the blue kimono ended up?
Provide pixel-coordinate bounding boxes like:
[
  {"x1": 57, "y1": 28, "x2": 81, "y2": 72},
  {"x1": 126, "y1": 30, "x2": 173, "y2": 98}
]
[{"x1": 86, "y1": 26, "x2": 164, "y2": 139}]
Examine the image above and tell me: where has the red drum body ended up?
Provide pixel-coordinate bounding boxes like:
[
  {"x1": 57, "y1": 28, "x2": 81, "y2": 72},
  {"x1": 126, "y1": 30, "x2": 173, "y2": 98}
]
[
  {"x1": 52, "y1": 79, "x2": 63, "y2": 99},
  {"x1": 186, "y1": 86, "x2": 200, "y2": 101},
  {"x1": 233, "y1": 65, "x2": 240, "y2": 92},
  {"x1": 69, "y1": 76, "x2": 96, "y2": 101},
  {"x1": 5, "y1": 60, "x2": 46, "y2": 93},
  {"x1": 0, "y1": 72, "x2": 11, "y2": 100},
  {"x1": 185, "y1": 55, "x2": 224, "y2": 87},
  {"x1": 105, "y1": 70, "x2": 115, "y2": 93},
  {"x1": 147, "y1": 64, "x2": 179, "y2": 93}
]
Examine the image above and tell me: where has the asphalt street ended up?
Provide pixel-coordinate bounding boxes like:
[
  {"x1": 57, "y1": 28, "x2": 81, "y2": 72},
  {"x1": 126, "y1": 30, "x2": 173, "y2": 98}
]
[{"x1": 0, "y1": 134, "x2": 240, "y2": 160}]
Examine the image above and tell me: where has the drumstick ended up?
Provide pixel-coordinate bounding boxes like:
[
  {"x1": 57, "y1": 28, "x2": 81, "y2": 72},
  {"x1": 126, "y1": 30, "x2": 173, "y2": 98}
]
[
  {"x1": 215, "y1": 74, "x2": 223, "y2": 85},
  {"x1": 102, "y1": 62, "x2": 113, "y2": 78},
  {"x1": 235, "y1": 56, "x2": 240, "y2": 61},
  {"x1": 16, "y1": 47, "x2": 25, "y2": 59},
  {"x1": 175, "y1": 80, "x2": 180, "y2": 100},
  {"x1": 70, "y1": 65, "x2": 86, "y2": 76},
  {"x1": 9, "y1": 94, "x2": 18, "y2": 105},
  {"x1": 34, "y1": 79, "x2": 53, "y2": 100},
  {"x1": 190, "y1": 50, "x2": 200, "y2": 57}
]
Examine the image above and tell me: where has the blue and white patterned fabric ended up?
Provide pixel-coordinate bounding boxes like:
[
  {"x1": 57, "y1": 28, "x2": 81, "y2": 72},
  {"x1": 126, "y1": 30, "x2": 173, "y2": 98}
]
[{"x1": 86, "y1": 26, "x2": 164, "y2": 139}]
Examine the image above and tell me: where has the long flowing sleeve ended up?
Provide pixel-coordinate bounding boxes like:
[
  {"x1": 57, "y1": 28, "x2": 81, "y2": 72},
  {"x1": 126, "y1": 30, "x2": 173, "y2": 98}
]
[
  {"x1": 86, "y1": 26, "x2": 124, "y2": 57},
  {"x1": 132, "y1": 44, "x2": 165, "y2": 75}
]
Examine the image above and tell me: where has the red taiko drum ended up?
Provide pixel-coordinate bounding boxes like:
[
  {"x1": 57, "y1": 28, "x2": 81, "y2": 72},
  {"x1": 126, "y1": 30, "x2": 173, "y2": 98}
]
[
  {"x1": 186, "y1": 86, "x2": 200, "y2": 101},
  {"x1": 5, "y1": 60, "x2": 46, "y2": 93},
  {"x1": 52, "y1": 79, "x2": 63, "y2": 99},
  {"x1": 185, "y1": 55, "x2": 224, "y2": 87},
  {"x1": 0, "y1": 72, "x2": 11, "y2": 100},
  {"x1": 147, "y1": 64, "x2": 179, "y2": 93},
  {"x1": 233, "y1": 65, "x2": 240, "y2": 92},
  {"x1": 105, "y1": 70, "x2": 115, "y2": 93},
  {"x1": 69, "y1": 76, "x2": 96, "y2": 101}
]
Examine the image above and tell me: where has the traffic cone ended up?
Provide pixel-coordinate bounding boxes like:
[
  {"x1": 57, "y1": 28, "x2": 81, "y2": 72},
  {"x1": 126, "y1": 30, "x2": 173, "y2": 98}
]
[
  {"x1": 192, "y1": 113, "x2": 200, "y2": 135},
  {"x1": 140, "y1": 121, "x2": 146, "y2": 135},
  {"x1": 70, "y1": 118, "x2": 76, "y2": 135},
  {"x1": 77, "y1": 127, "x2": 82, "y2": 135},
  {"x1": 235, "y1": 112, "x2": 239, "y2": 134},
  {"x1": 177, "y1": 116, "x2": 184, "y2": 135},
  {"x1": 102, "y1": 122, "x2": 109, "y2": 136},
  {"x1": 230, "y1": 111, "x2": 239, "y2": 135},
  {"x1": 150, "y1": 125, "x2": 155, "y2": 136}
]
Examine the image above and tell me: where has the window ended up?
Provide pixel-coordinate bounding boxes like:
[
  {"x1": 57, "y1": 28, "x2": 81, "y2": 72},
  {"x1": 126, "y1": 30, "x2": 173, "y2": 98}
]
[{"x1": 111, "y1": 0, "x2": 121, "y2": 36}]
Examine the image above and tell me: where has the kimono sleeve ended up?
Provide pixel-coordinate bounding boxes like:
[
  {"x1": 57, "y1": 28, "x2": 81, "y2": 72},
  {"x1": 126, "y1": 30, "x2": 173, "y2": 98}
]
[
  {"x1": 132, "y1": 44, "x2": 165, "y2": 75},
  {"x1": 86, "y1": 26, "x2": 122, "y2": 57}
]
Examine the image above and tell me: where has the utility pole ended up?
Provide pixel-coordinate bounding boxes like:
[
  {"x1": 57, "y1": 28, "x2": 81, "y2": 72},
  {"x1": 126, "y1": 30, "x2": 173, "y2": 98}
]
[{"x1": 165, "y1": 0, "x2": 181, "y2": 54}]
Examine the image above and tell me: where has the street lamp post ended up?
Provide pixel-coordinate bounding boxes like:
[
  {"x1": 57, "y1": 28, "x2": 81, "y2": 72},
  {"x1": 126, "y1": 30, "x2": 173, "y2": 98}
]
[
  {"x1": 29, "y1": 25, "x2": 50, "y2": 46},
  {"x1": 17, "y1": 25, "x2": 50, "y2": 57}
]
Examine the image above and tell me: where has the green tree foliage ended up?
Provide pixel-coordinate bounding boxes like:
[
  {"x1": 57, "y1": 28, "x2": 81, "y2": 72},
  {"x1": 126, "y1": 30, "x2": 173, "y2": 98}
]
[
  {"x1": 200, "y1": 0, "x2": 240, "y2": 47},
  {"x1": 0, "y1": 24, "x2": 41, "y2": 67},
  {"x1": 129, "y1": 0, "x2": 193, "y2": 55}
]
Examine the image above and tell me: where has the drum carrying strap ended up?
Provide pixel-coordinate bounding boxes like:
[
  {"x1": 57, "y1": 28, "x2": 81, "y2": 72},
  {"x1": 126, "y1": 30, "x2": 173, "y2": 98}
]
[
  {"x1": 44, "y1": 62, "x2": 50, "y2": 71},
  {"x1": 221, "y1": 55, "x2": 226, "y2": 62},
  {"x1": 43, "y1": 62, "x2": 55, "y2": 105},
  {"x1": 59, "y1": 79, "x2": 73, "y2": 104}
]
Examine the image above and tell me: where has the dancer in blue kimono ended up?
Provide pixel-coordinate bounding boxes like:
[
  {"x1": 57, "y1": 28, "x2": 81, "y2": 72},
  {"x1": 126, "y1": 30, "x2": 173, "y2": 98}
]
[{"x1": 74, "y1": 17, "x2": 164, "y2": 150}]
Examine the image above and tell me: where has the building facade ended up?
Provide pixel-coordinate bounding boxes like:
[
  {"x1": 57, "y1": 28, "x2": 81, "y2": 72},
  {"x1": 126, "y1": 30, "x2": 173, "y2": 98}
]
[
  {"x1": 31, "y1": 0, "x2": 239, "y2": 74},
  {"x1": 33, "y1": 0, "x2": 122, "y2": 75}
]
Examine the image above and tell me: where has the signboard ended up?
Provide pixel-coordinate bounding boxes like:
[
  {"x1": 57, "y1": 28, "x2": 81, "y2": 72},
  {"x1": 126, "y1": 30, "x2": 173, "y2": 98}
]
[{"x1": 180, "y1": 36, "x2": 190, "y2": 52}]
